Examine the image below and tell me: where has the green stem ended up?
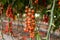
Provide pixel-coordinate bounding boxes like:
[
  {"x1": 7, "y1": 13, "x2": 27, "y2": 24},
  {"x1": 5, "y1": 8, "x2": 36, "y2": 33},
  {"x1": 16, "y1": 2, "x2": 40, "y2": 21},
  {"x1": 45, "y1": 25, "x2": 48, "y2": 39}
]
[
  {"x1": 29, "y1": 0, "x2": 33, "y2": 8},
  {"x1": 8, "y1": 18, "x2": 10, "y2": 35},
  {"x1": 36, "y1": 33, "x2": 41, "y2": 40},
  {"x1": 46, "y1": 0, "x2": 56, "y2": 40}
]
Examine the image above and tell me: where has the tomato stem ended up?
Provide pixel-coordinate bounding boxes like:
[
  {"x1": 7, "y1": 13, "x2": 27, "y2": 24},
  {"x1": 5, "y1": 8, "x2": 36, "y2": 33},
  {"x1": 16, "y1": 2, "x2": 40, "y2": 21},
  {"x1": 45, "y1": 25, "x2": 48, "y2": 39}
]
[
  {"x1": 46, "y1": 0, "x2": 56, "y2": 40},
  {"x1": 29, "y1": 0, "x2": 33, "y2": 9}
]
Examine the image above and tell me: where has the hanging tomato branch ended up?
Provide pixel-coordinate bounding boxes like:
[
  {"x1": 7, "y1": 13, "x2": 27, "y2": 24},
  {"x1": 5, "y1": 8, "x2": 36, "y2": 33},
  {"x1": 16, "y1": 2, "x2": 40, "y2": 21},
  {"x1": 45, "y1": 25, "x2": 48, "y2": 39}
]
[
  {"x1": 24, "y1": 6, "x2": 35, "y2": 40},
  {"x1": 6, "y1": 4, "x2": 14, "y2": 40}
]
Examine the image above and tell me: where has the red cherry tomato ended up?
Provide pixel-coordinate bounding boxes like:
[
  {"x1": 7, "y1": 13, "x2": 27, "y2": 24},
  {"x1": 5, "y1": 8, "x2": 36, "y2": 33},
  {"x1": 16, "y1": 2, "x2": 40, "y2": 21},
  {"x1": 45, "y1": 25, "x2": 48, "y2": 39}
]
[
  {"x1": 27, "y1": 13, "x2": 31, "y2": 16},
  {"x1": 27, "y1": 24, "x2": 31, "y2": 26},
  {"x1": 31, "y1": 10, "x2": 35, "y2": 14},
  {"x1": 27, "y1": 18, "x2": 31, "y2": 21},
  {"x1": 24, "y1": 28, "x2": 28, "y2": 32},
  {"x1": 25, "y1": 10, "x2": 28, "y2": 13},
  {"x1": 27, "y1": 21, "x2": 31, "y2": 24},
  {"x1": 31, "y1": 15, "x2": 35, "y2": 19}
]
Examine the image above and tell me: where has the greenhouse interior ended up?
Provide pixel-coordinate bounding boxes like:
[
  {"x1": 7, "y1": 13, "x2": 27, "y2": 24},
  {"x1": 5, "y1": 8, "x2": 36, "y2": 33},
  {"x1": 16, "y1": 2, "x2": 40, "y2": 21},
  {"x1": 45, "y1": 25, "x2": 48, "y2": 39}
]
[{"x1": 0, "y1": 0, "x2": 60, "y2": 40}]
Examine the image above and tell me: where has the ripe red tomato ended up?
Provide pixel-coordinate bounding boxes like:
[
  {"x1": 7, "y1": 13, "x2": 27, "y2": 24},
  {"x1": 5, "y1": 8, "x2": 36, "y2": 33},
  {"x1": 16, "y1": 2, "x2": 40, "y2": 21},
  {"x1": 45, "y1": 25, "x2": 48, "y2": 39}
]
[
  {"x1": 28, "y1": 26, "x2": 31, "y2": 29},
  {"x1": 31, "y1": 10, "x2": 35, "y2": 14},
  {"x1": 27, "y1": 24, "x2": 31, "y2": 26},
  {"x1": 31, "y1": 15, "x2": 35, "y2": 19},
  {"x1": 9, "y1": 14, "x2": 13, "y2": 19},
  {"x1": 24, "y1": 28, "x2": 28, "y2": 32},
  {"x1": 30, "y1": 27, "x2": 34, "y2": 31},
  {"x1": 28, "y1": 18, "x2": 31, "y2": 21},
  {"x1": 27, "y1": 21, "x2": 31, "y2": 24},
  {"x1": 27, "y1": 13, "x2": 32, "y2": 16},
  {"x1": 58, "y1": 2, "x2": 60, "y2": 5},
  {"x1": 25, "y1": 10, "x2": 28, "y2": 13},
  {"x1": 43, "y1": 14, "x2": 49, "y2": 23}
]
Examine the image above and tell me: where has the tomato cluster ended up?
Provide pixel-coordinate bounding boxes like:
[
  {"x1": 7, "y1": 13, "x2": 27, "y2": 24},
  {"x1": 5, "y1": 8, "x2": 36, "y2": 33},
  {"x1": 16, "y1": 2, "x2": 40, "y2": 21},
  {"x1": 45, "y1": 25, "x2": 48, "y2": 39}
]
[
  {"x1": 24, "y1": 6, "x2": 35, "y2": 38},
  {"x1": 6, "y1": 5, "x2": 13, "y2": 19}
]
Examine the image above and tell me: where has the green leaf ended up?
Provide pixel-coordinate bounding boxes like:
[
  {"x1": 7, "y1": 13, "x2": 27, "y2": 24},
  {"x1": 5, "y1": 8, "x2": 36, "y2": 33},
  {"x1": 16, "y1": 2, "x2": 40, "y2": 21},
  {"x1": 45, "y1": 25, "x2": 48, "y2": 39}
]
[
  {"x1": 1, "y1": 0, "x2": 7, "y2": 4},
  {"x1": 35, "y1": 32, "x2": 41, "y2": 40}
]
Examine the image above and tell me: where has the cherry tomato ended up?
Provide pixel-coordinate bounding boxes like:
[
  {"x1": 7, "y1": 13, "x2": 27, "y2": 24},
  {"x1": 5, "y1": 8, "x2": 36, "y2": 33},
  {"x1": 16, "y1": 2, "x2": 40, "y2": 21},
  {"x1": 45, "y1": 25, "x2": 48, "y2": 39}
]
[
  {"x1": 29, "y1": 27, "x2": 34, "y2": 31},
  {"x1": 27, "y1": 21, "x2": 31, "y2": 24},
  {"x1": 24, "y1": 28, "x2": 28, "y2": 32},
  {"x1": 58, "y1": 2, "x2": 60, "y2": 5},
  {"x1": 27, "y1": 24, "x2": 31, "y2": 26},
  {"x1": 27, "y1": 18, "x2": 31, "y2": 21},
  {"x1": 31, "y1": 15, "x2": 35, "y2": 19},
  {"x1": 27, "y1": 13, "x2": 32, "y2": 16},
  {"x1": 31, "y1": 10, "x2": 35, "y2": 14},
  {"x1": 25, "y1": 9, "x2": 28, "y2": 13}
]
